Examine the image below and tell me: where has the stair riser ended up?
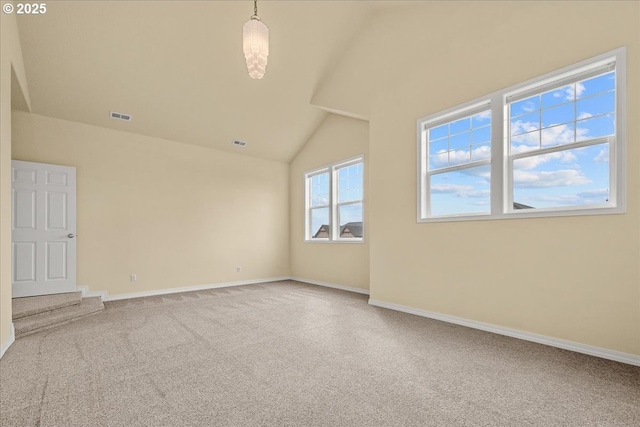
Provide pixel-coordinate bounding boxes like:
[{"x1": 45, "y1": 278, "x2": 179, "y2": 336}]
[
  {"x1": 12, "y1": 299, "x2": 82, "y2": 320},
  {"x1": 16, "y1": 309, "x2": 103, "y2": 339},
  {"x1": 12, "y1": 292, "x2": 83, "y2": 320}
]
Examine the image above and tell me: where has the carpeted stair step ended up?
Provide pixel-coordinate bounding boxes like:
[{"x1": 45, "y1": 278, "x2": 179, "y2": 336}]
[
  {"x1": 12, "y1": 291, "x2": 83, "y2": 320},
  {"x1": 15, "y1": 297, "x2": 104, "y2": 338}
]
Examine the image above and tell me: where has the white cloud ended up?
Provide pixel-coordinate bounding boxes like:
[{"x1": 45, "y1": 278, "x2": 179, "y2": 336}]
[
  {"x1": 465, "y1": 190, "x2": 490, "y2": 198},
  {"x1": 512, "y1": 119, "x2": 587, "y2": 149},
  {"x1": 577, "y1": 112, "x2": 593, "y2": 120},
  {"x1": 513, "y1": 149, "x2": 577, "y2": 171},
  {"x1": 522, "y1": 101, "x2": 537, "y2": 113},
  {"x1": 312, "y1": 195, "x2": 329, "y2": 206},
  {"x1": 448, "y1": 149, "x2": 471, "y2": 166},
  {"x1": 431, "y1": 145, "x2": 491, "y2": 169},
  {"x1": 577, "y1": 188, "x2": 609, "y2": 199},
  {"x1": 511, "y1": 120, "x2": 539, "y2": 137},
  {"x1": 541, "y1": 124, "x2": 576, "y2": 147},
  {"x1": 594, "y1": 147, "x2": 609, "y2": 163},
  {"x1": 514, "y1": 169, "x2": 591, "y2": 188},
  {"x1": 471, "y1": 145, "x2": 491, "y2": 161},
  {"x1": 559, "y1": 82, "x2": 585, "y2": 101},
  {"x1": 432, "y1": 183, "x2": 489, "y2": 199},
  {"x1": 530, "y1": 188, "x2": 609, "y2": 206},
  {"x1": 431, "y1": 183, "x2": 473, "y2": 194},
  {"x1": 472, "y1": 110, "x2": 491, "y2": 122}
]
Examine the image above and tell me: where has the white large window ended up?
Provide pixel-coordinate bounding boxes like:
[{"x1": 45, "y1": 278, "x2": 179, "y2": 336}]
[
  {"x1": 305, "y1": 156, "x2": 364, "y2": 242},
  {"x1": 418, "y1": 48, "x2": 626, "y2": 222}
]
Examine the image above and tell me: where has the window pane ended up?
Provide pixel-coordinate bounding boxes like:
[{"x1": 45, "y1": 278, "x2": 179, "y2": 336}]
[
  {"x1": 310, "y1": 208, "x2": 330, "y2": 239},
  {"x1": 310, "y1": 172, "x2": 329, "y2": 207},
  {"x1": 449, "y1": 148, "x2": 471, "y2": 166},
  {"x1": 472, "y1": 126, "x2": 491, "y2": 145},
  {"x1": 429, "y1": 164, "x2": 491, "y2": 217},
  {"x1": 338, "y1": 203, "x2": 363, "y2": 239},
  {"x1": 578, "y1": 72, "x2": 615, "y2": 99},
  {"x1": 429, "y1": 124, "x2": 448, "y2": 141},
  {"x1": 576, "y1": 114, "x2": 615, "y2": 141},
  {"x1": 542, "y1": 103, "x2": 574, "y2": 129},
  {"x1": 542, "y1": 85, "x2": 575, "y2": 108},
  {"x1": 513, "y1": 143, "x2": 610, "y2": 209},
  {"x1": 429, "y1": 152, "x2": 449, "y2": 170},
  {"x1": 349, "y1": 187, "x2": 363, "y2": 201},
  {"x1": 471, "y1": 111, "x2": 491, "y2": 128},
  {"x1": 511, "y1": 112, "x2": 540, "y2": 136},
  {"x1": 510, "y1": 95, "x2": 540, "y2": 118},
  {"x1": 428, "y1": 108, "x2": 491, "y2": 172},
  {"x1": 541, "y1": 123, "x2": 575, "y2": 148},
  {"x1": 511, "y1": 130, "x2": 540, "y2": 154},
  {"x1": 338, "y1": 162, "x2": 363, "y2": 203},
  {"x1": 450, "y1": 117, "x2": 470, "y2": 134},
  {"x1": 471, "y1": 143, "x2": 491, "y2": 162},
  {"x1": 450, "y1": 132, "x2": 470, "y2": 150},
  {"x1": 429, "y1": 137, "x2": 448, "y2": 156},
  {"x1": 576, "y1": 91, "x2": 615, "y2": 119}
]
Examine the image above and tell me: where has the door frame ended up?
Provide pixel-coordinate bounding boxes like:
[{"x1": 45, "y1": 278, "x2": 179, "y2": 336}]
[{"x1": 11, "y1": 160, "x2": 77, "y2": 298}]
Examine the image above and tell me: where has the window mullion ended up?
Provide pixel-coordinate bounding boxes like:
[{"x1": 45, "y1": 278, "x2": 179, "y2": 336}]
[
  {"x1": 490, "y1": 93, "x2": 504, "y2": 216},
  {"x1": 330, "y1": 166, "x2": 337, "y2": 240}
]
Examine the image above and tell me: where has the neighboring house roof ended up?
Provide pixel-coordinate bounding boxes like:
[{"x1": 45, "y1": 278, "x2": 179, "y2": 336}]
[
  {"x1": 313, "y1": 222, "x2": 363, "y2": 238},
  {"x1": 313, "y1": 225, "x2": 330, "y2": 238},
  {"x1": 340, "y1": 222, "x2": 363, "y2": 238},
  {"x1": 513, "y1": 202, "x2": 534, "y2": 210}
]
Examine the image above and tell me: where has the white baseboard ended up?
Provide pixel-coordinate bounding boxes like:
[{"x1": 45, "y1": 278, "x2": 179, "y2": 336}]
[
  {"x1": 101, "y1": 276, "x2": 292, "y2": 302},
  {"x1": 0, "y1": 324, "x2": 15, "y2": 359},
  {"x1": 79, "y1": 276, "x2": 369, "y2": 302},
  {"x1": 291, "y1": 277, "x2": 370, "y2": 295},
  {"x1": 368, "y1": 299, "x2": 640, "y2": 367}
]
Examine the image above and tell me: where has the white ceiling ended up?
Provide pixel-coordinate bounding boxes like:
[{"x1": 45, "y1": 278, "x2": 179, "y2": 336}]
[{"x1": 16, "y1": 1, "x2": 398, "y2": 162}]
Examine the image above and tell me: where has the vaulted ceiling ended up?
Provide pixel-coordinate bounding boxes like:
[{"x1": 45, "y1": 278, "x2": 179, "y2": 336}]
[{"x1": 16, "y1": 1, "x2": 410, "y2": 162}]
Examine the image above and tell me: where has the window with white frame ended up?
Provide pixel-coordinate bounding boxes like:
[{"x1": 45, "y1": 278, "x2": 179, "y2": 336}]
[
  {"x1": 422, "y1": 103, "x2": 492, "y2": 217},
  {"x1": 305, "y1": 156, "x2": 364, "y2": 241},
  {"x1": 418, "y1": 48, "x2": 625, "y2": 222}
]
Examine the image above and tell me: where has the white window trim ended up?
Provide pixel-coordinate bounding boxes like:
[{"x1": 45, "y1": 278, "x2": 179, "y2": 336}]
[
  {"x1": 417, "y1": 47, "x2": 626, "y2": 223},
  {"x1": 305, "y1": 155, "x2": 365, "y2": 243}
]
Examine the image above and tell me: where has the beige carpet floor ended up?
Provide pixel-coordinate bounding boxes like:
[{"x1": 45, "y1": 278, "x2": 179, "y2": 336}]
[{"x1": 0, "y1": 280, "x2": 638, "y2": 426}]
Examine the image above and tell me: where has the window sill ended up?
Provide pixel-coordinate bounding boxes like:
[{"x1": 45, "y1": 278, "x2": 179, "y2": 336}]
[
  {"x1": 304, "y1": 239, "x2": 365, "y2": 244},
  {"x1": 419, "y1": 204, "x2": 625, "y2": 223}
]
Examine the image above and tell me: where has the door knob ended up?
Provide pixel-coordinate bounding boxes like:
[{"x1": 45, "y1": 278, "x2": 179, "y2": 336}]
[{"x1": 67, "y1": 233, "x2": 76, "y2": 238}]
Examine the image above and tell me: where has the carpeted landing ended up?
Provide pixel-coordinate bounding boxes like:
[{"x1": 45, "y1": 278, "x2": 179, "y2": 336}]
[{"x1": 0, "y1": 280, "x2": 638, "y2": 426}]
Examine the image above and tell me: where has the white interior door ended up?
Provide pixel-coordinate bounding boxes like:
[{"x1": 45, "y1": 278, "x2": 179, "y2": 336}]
[{"x1": 12, "y1": 160, "x2": 77, "y2": 298}]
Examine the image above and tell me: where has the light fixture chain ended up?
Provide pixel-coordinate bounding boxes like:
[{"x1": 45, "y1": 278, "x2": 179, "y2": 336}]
[{"x1": 254, "y1": 0, "x2": 258, "y2": 17}]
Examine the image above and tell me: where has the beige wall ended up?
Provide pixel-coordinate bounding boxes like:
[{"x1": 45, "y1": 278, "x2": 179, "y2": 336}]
[
  {"x1": 1, "y1": 3, "x2": 31, "y2": 351},
  {"x1": 3, "y1": 0, "x2": 639, "y2": 360},
  {"x1": 290, "y1": 114, "x2": 369, "y2": 290},
  {"x1": 12, "y1": 112, "x2": 290, "y2": 297},
  {"x1": 365, "y1": 2, "x2": 639, "y2": 355}
]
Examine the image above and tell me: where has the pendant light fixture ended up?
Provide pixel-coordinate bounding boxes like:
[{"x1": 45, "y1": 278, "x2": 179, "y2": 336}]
[{"x1": 243, "y1": 0, "x2": 269, "y2": 79}]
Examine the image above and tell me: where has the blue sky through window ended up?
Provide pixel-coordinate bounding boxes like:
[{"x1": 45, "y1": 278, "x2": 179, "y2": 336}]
[
  {"x1": 421, "y1": 57, "x2": 621, "y2": 219},
  {"x1": 509, "y1": 71, "x2": 615, "y2": 209},
  {"x1": 309, "y1": 162, "x2": 363, "y2": 238}
]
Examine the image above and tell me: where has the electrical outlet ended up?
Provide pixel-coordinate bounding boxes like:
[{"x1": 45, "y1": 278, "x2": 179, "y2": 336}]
[
  {"x1": 236, "y1": 266, "x2": 241, "y2": 273},
  {"x1": 130, "y1": 274, "x2": 137, "y2": 282}
]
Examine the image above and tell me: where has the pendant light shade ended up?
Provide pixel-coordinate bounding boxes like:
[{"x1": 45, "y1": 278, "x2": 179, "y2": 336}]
[{"x1": 243, "y1": 1, "x2": 269, "y2": 79}]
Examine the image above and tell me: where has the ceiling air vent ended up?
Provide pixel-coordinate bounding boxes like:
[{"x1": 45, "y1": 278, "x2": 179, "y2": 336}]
[
  {"x1": 110, "y1": 111, "x2": 132, "y2": 122},
  {"x1": 232, "y1": 140, "x2": 248, "y2": 147}
]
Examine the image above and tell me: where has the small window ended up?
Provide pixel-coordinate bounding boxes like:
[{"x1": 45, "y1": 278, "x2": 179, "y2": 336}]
[
  {"x1": 418, "y1": 47, "x2": 626, "y2": 222},
  {"x1": 305, "y1": 156, "x2": 364, "y2": 242},
  {"x1": 421, "y1": 104, "x2": 492, "y2": 218}
]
